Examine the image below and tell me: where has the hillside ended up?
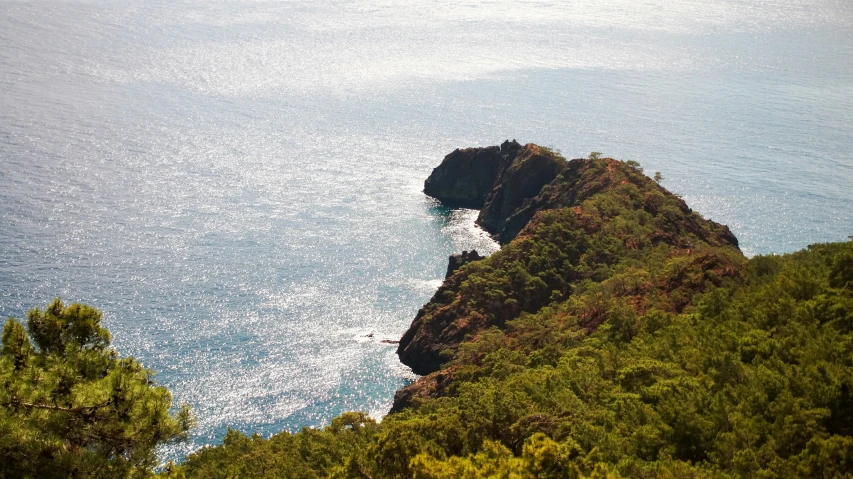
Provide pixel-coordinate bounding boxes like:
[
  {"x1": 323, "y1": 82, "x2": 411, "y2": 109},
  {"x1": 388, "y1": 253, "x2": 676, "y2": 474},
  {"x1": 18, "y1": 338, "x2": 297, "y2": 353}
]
[
  {"x1": 168, "y1": 144, "x2": 853, "y2": 478},
  {"x1": 397, "y1": 142, "x2": 740, "y2": 384},
  {"x1": 5, "y1": 143, "x2": 851, "y2": 478}
]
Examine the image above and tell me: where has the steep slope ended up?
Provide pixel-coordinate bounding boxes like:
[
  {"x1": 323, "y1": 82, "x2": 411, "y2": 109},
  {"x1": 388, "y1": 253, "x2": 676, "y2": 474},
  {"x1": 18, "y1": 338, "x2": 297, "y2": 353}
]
[
  {"x1": 397, "y1": 145, "x2": 740, "y2": 382},
  {"x1": 171, "y1": 144, "x2": 853, "y2": 479},
  {"x1": 424, "y1": 141, "x2": 571, "y2": 244},
  {"x1": 423, "y1": 140, "x2": 523, "y2": 209}
]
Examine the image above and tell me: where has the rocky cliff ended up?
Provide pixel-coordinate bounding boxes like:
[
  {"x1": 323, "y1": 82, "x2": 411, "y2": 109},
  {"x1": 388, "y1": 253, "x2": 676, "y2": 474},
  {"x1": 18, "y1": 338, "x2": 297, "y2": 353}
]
[
  {"x1": 422, "y1": 140, "x2": 523, "y2": 209},
  {"x1": 424, "y1": 141, "x2": 571, "y2": 244},
  {"x1": 173, "y1": 143, "x2": 853, "y2": 478},
  {"x1": 395, "y1": 142, "x2": 742, "y2": 409}
]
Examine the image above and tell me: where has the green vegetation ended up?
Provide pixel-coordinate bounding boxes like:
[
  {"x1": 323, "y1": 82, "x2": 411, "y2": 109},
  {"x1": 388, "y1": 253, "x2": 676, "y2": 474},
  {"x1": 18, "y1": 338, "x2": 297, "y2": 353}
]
[
  {"x1": 165, "y1": 243, "x2": 853, "y2": 478},
  {"x1": 4, "y1": 157, "x2": 852, "y2": 478},
  {"x1": 0, "y1": 300, "x2": 192, "y2": 478},
  {"x1": 167, "y1": 158, "x2": 853, "y2": 478},
  {"x1": 540, "y1": 146, "x2": 566, "y2": 161},
  {"x1": 623, "y1": 160, "x2": 643, "y2": 173},
  {"x1": 167, "y1": 240, "x2": 853, "y2": 478}
]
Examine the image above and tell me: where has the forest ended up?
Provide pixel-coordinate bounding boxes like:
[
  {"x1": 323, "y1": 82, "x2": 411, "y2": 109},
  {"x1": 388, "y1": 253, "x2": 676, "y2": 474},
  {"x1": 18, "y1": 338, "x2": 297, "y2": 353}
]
[{"x1": 2, "y1": 156, "x2": 852, "y2": 478}]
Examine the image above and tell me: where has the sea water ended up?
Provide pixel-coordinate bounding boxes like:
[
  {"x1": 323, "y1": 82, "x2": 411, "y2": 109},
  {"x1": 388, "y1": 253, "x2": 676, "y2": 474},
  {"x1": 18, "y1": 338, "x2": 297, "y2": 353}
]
[{"x1": 1, "y1": 0, "x2": 851, "y2": 460}]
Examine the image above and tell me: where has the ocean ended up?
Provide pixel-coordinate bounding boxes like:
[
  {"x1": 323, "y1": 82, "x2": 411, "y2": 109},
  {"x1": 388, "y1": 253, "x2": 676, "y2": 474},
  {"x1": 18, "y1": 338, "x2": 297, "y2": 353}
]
[{"x1": 1, "y1": 0, "x2": 851, "y2": 460}]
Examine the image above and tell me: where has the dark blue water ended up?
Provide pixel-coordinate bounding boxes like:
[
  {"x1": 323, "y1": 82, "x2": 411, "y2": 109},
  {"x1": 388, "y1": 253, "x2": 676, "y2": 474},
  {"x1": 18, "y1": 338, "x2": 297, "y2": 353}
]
[{"x1": 1, "y1": 0, "x2": 852, "y2": 460}]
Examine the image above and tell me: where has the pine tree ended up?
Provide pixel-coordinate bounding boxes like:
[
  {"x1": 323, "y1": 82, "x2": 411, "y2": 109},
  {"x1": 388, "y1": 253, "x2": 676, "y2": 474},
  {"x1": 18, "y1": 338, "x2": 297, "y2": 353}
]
[{"x1": 0, "y1": 299, "x2": 192, "y2": 478}]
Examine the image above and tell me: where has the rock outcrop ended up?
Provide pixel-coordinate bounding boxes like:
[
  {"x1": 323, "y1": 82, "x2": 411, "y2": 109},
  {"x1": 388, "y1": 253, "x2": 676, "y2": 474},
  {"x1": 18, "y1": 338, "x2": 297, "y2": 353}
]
[
  {"x1": 423, "y1": 140, "x2": 522, "y2": 209},
  {"x1": 424, "y1": 141, "x2": 568, "y2": 243},
  {"x1": 476, "y1": 144, "x2": 569, "y2": 243},
  {"x1": 396, "y1": 276, "x2": 466, "y2": 375},
  {"x1": 396, "y1": 143, "x2": 743, "y2": 408},
  {"x1": 390, "y1": 367, "x2": 456, "y2": 413},
  {"x1": 424, "y1": 141, "x2": 738, "y2": 249},
  {"x1": 445, "y1": 250, "x2": 483, "y2": 279}
]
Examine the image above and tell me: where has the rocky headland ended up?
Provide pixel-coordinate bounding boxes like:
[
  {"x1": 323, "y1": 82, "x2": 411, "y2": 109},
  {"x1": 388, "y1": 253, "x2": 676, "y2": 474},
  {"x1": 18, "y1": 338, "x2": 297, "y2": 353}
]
[
  {"x1": 395, "y1": 141, "x2": 741, "y2": 410},
  {"x1": 161, "y1": 142, "x2": 853, "y2": 478}
]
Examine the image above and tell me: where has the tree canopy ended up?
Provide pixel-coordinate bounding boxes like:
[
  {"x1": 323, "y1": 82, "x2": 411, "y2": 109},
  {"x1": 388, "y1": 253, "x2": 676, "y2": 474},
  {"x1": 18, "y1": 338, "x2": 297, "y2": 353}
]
[
  {"x1": 167, "y1": 157, "x2": 853, "y2": 478},
  {"x1": 4, "y1": 156, "x2": 852, "y2": 478},
  {"x1": 170, "y1": 241, "x2": 853, "y2": 479},
  {"x1": 0, "y1": 299, "x2": 192, "y2": 478}
]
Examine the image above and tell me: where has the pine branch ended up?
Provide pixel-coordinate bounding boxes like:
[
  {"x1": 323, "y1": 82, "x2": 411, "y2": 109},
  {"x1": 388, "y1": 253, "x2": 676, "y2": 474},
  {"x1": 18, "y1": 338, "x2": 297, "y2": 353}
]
[{"x1": 5, "y1": 398, "x2": 109, "y2": 413}]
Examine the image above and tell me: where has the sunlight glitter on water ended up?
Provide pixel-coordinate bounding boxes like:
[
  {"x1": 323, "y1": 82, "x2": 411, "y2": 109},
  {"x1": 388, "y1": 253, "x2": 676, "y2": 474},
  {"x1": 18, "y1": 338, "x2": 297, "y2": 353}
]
[{"x1": 1, "y1": 0, "x2": 852, "y2": 462}]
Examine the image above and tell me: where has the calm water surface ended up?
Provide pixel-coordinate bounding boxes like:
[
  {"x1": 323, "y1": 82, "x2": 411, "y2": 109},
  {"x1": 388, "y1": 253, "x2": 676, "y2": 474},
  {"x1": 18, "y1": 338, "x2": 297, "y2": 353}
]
[{"x1": 1, "y1": 0, "x2": 852, "y2": 460}]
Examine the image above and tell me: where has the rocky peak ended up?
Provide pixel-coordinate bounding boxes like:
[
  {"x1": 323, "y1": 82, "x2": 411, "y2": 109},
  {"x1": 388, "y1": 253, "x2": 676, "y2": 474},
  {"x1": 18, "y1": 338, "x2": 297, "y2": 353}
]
[{"x1": 396, "y1": 143, "x2": 742, "y2": 404}]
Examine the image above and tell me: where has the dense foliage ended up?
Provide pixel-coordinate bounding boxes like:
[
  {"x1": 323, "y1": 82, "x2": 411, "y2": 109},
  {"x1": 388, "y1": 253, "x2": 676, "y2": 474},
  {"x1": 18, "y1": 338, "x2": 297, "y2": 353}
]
[
  {"x1": 169, "y1": 159, "x2": 853, "y2": 478},
  {"x1": 0, "y1": 300, "x2": 192, "y2": 478},
  {"x1": 397, "y1": 156, "x2": 741, "y2": 398},
  {"x1": 171, "y1": 241, "x2": 853, "y2": 478},
  {"x1": 6, "y1": 158, "x2": 852, "y2": 478}
]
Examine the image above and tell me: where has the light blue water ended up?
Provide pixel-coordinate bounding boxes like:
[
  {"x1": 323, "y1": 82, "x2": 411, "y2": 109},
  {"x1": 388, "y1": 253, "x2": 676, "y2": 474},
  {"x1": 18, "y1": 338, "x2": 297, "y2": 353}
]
[{"x1": 1, "y1": 0, "x2": 852, "y2": 460}]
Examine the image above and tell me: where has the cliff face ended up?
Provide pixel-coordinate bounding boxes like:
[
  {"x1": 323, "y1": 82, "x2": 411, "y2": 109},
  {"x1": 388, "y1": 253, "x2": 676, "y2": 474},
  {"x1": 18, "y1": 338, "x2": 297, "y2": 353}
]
[
  {"x1": 423, "y1": 140, "x2": 523, "y2": 209},
  {"x1": 425, "y1": 142, "x2": 738, "y2": 249},
  {"x1": 424, "y1": 141, "x2": 570, "y2": 243},
  {"x1": 396, "y1": 143, "x2": 743, "y2": 408},
  {"x1": 476, "y1": 144, "x2": 569, "y2": 243}
]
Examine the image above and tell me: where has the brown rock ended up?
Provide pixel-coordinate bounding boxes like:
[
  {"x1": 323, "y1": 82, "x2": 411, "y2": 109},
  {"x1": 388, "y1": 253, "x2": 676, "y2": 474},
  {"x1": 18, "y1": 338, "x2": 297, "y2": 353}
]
[{"x1": 477, "y1": 144, "x2": 568, "y2": 243}]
